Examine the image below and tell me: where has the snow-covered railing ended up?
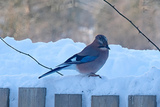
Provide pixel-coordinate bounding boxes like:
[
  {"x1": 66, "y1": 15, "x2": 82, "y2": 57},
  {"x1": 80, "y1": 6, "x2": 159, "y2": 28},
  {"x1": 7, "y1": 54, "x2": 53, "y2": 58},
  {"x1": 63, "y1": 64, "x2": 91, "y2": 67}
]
[{"x1": 0, "y1": 88, "x2": 157, "y2": 107}]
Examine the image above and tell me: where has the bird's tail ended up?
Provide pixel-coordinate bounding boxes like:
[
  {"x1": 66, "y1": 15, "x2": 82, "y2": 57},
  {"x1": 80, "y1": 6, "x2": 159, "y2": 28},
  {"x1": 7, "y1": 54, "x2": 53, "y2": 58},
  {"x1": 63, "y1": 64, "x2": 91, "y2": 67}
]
[{"x1": 38, "y1": 65, "x2": 69, "y2": 79}]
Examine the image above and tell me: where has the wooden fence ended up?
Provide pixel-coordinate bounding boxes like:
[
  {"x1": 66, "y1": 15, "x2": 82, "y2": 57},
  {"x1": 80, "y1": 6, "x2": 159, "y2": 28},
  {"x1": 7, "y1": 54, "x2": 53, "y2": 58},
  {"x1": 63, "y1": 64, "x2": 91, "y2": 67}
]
[{"x1": 0, "y1": 88, "x2": 157, "y2": 107}]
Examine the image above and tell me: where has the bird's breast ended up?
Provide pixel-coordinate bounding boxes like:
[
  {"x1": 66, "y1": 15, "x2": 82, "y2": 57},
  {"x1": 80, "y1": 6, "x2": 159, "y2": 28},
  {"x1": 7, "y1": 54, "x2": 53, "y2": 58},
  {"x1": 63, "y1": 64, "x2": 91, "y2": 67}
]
[{"x1": 76, "y1": 49, "x2": 109, "y2": 74}]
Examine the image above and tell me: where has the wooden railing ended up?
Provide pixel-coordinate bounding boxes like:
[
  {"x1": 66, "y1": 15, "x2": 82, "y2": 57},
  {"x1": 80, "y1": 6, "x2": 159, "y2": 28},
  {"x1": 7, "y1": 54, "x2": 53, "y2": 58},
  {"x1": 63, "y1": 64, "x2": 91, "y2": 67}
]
[{"x1": 0, "y1": 88, "x2": 157, "y2": 107}]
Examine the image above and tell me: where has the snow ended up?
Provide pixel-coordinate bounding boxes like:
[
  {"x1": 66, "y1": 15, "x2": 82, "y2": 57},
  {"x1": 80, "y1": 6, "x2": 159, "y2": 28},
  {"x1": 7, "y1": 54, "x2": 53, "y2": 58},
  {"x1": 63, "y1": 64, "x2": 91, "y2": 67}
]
[{"x1": 0, "y1": 37, "x2": 160, "y2": 107}]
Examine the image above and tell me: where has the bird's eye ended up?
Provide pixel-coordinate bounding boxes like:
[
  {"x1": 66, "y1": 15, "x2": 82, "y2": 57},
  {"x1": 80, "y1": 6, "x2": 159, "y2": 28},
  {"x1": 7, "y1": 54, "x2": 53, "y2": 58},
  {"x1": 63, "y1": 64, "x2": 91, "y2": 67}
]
[
  {"x1": 99, "y1": 37, "x2": 106, "y2": 44},
  {"x1": 96, "y1": 35, "x2": 108, "y2": 45},
  {"x1": 98, "y1": 39, "x2": 103, "y2": 44}
]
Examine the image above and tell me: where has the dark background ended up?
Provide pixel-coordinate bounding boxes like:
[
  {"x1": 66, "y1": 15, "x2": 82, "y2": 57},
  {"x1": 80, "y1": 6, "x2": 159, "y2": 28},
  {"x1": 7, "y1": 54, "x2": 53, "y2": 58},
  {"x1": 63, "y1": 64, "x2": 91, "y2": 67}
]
[{"x1": 0, "y1": 0, "x2": 160, "y2": 50}]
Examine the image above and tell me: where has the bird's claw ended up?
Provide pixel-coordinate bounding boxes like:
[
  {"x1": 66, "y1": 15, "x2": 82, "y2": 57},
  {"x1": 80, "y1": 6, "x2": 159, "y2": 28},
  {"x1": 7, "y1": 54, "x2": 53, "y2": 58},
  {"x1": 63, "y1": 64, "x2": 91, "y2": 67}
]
[{"x1": 88, "y1": 74, "x2": 102, "y2": 78}]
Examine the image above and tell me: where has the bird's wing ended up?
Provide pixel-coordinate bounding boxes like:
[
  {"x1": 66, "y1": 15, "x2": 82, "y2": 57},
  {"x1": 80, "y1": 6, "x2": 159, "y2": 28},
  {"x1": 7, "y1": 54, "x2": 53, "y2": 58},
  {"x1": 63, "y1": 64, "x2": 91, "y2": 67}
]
[
  {"x1": 39, "y1": 54, "x2": 98, "y2": 79},
  {"x1": 57, "y1": 54, "x2": 98, "y2": 67}
]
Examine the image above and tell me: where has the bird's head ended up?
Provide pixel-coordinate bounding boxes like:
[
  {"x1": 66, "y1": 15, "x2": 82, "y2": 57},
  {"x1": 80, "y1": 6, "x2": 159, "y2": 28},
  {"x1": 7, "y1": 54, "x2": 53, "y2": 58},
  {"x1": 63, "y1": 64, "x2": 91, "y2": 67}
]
[{"x1": 95, "y1": 34, "x2": 110, "y2": 50}]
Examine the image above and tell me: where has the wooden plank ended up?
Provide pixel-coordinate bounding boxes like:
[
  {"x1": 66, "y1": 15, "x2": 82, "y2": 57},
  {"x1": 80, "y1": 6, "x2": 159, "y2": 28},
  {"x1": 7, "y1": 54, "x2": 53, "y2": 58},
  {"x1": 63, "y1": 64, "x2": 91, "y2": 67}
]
[
  {"x1": 0, "y1": 88, "x2": 10, "y2": 107},
  {"x1": 18, "y1": 87, "x2": 46, "y2": 107},
  {"x1": 91, "y1": 95, "x2": 119, "y2": 107},
  {"x1": 55, "y1": 94, "x2": 82, "y2": 107},
  {"x1": 128, "y1": 95, "x2": 157, "y2": 107}
]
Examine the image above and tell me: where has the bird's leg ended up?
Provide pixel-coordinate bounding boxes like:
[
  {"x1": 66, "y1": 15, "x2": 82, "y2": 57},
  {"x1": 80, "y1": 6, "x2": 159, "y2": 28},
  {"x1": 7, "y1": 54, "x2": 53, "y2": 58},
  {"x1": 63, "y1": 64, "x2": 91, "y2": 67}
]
[{"x1": 88, "y1": 73, "x2": 102, "y2": 78}]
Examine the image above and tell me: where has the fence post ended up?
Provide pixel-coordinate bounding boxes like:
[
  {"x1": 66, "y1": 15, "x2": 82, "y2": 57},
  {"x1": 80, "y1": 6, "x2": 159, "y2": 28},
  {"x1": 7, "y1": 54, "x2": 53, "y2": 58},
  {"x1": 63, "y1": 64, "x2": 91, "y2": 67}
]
[
  {"x1": 91, "y1": 95, "x2": 119, "y2": 107},
  {"x1": 128, "y1": 95, "x2": 157, "y2": 107},
  {"x1": 55, "y1": 94, "x2": 82, "y2": 107},
  {"x1": 0, "y1": 88, "x2": 10, "y2": 107},
  {"x1": 18, "y1": 87, "x2": 46, "y2": 107}
]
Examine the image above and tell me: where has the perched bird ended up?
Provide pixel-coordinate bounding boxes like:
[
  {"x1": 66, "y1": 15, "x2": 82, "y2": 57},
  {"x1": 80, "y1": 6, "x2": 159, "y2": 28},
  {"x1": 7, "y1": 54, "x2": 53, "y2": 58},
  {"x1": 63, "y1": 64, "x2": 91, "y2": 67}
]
[{"x1": 39, "y1": 34, "x2": 110, "y2": 79}]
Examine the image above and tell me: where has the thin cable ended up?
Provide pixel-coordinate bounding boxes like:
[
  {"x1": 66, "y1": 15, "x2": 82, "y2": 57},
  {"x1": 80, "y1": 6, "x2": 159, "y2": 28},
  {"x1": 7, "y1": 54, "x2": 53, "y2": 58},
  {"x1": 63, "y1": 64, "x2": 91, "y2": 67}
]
[
  {"x1": 0, "y1": 36, "x2": 63, "y2": 76},
  {"x1": 104, "y1": 0, "x2": 160, "y2": 52}
]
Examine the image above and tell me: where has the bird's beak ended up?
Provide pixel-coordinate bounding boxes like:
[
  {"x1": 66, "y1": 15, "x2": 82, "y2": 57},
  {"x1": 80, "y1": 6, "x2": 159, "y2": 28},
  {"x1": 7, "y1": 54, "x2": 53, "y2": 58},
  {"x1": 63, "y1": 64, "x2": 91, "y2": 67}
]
[
  {"x1": 98, "y1": 45, "x2": 110, "y2": 50},
  {"x1": 106, "y1": 46, "x2": 110, "y2": 50}
]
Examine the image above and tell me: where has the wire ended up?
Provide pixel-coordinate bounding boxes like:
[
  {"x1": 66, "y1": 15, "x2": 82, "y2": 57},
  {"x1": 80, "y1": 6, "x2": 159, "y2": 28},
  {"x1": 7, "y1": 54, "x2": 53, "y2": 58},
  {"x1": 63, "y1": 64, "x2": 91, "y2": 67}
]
[
  {"x1": 0, "y1": 36, "x2": 64, "y2": 76},
  {"x1": 104, "y1": 0, "x2": 160, "y2": 52}
]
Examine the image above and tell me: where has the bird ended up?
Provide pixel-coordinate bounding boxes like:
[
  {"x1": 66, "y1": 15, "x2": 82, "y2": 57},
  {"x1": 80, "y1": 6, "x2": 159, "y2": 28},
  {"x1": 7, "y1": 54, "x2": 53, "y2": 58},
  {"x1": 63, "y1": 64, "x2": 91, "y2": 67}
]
[{"x1": 39, "y1": 34, "x2": 110, "y2": 79}]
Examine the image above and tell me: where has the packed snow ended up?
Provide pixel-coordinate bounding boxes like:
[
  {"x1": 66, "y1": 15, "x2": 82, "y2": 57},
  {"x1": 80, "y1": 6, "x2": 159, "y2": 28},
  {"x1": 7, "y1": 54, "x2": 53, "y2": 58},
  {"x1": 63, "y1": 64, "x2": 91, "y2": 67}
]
[{"x1": 0, "y1": 37, "x2": 160, "y2": 107}]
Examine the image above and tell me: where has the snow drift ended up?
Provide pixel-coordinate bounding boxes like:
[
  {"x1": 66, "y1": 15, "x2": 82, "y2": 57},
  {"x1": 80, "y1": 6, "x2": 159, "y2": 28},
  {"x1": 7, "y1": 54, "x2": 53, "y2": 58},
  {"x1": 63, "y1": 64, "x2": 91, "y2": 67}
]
[{"x1": 0, "y1": 37, "x2": 160, "y2": 107}]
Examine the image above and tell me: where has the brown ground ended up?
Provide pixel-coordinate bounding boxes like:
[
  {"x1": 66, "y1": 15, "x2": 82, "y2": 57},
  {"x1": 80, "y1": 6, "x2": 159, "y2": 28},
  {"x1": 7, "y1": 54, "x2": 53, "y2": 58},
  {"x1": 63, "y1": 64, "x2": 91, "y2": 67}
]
[{"x1": 0, "y1": 0, "x2": 160, "y2": 50}]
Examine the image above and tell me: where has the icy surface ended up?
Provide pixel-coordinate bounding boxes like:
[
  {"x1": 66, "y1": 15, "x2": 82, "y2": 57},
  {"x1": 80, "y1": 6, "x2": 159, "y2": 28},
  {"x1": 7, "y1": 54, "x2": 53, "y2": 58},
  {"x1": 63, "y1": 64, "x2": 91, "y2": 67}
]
[{"x1": 0, "y1": 37, "x2": 160, "y2": 107}]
